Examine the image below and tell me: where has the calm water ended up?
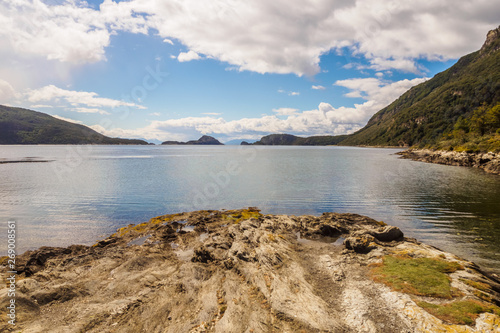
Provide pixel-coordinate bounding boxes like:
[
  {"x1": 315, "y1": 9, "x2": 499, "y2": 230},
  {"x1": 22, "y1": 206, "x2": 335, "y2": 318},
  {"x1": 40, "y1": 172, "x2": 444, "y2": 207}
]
[{"x1": 1, "y1": 145, "x2": 499, "y2": 274}]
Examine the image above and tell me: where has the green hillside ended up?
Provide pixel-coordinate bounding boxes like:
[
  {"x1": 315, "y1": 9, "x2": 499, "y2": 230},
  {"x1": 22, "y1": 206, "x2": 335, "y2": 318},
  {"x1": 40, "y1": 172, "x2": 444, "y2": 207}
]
[
  {"x1": 0, "y1": 105, "x2": 148, "y2": 145},
  {"x1": 340, "y1": 26, "x2": 500, "y2": 152}
]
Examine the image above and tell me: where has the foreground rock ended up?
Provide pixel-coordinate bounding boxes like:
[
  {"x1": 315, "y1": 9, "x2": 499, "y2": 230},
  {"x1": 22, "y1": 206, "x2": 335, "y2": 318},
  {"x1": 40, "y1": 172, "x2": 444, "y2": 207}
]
[
  {"x1": 398, "y1": 149, "x2": 500, "y2": 175},
  {"x1": 2, "y1": 209, "x2": 500, "y2": 332}
]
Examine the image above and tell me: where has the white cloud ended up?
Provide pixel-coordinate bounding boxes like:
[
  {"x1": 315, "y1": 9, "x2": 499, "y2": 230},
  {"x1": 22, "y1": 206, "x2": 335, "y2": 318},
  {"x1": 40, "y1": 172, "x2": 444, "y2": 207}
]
[
  {"x1": 278, "y1": 89, "x2": 300, "y2": 96},
  {"x1": 0, "y1": 79, "x2": 16, "y2": 103},
  {"x1": 149, "y1": 112, "x2": 161, "y2": 116},
  {"x1": 312, "y1": 85, "x2": 326, "y2": 90},
  {"x1": 335, "y1": 78, "x2": 383, "y2": 99},
  {"x1": 70, "y1": 107, "x2": 111, "y2": 115},
  {"x1": 1, "y1": 0, "x2": 498, "y2": 77},
  {"x1": 335, "y1": 77, "x2": 427, "y2": 104},
  {"x1": 163, "y1": 38, "x2": 174, "y2": 45},
  {"x1": 202, "y1": 112, "x2": 222, "y2": 116},
  {"x1": 25, "y1": 85, "x2": 145, "y2": 109},
  {"x1": 0, "y1": 0, "x2": 148, "y2": 65},
  {"x1": 177, "y1": 50, "x2": 201, "y2": 62},
  {"x1": 137, "y1": 0, "x2": 498, "y2": 75},
  {"x1": 30, "y1": 104, "x2": 53, "y2": 109},
  {"x1": 52, "y1": 115, "x2": 84, "y2": 124},
  {"x1": 273, "y1": 108, "x2": 299, "y2": 116}
]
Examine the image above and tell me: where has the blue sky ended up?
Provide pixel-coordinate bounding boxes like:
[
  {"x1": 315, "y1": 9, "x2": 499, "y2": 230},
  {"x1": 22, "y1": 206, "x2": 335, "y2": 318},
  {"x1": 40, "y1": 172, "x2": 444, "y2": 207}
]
[{"x1": 0, "y1": 0, "x2": 498, "y2": 143}]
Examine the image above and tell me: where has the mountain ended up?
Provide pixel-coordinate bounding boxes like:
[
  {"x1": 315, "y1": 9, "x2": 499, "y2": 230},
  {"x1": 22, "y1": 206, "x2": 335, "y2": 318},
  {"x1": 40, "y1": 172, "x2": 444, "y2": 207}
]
[
  {"x1": 0, "y1": 105, "x2": 148, "y2": 145},
  {"x1": 341, "y1": 26, "x2": 500, "y2": 152},
  {"x1": 252, "y1": 134, "x2": 348, "y2": 146},
  {"x1": 162, "y1": 135, "x2": 223, "y2": 145},
  {"x1": 224, "y1": 139, "x2": 258, "y2": 145}
]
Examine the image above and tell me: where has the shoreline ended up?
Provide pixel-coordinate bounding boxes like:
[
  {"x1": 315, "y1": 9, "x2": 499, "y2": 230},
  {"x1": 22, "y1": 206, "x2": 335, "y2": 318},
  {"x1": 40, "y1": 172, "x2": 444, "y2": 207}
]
[
  {"x1": 2, "y1": 208, "x2": 499, "y2": 332},
  {"x1": 397, "y1": 149, "x2": 500, "y2": 175}
]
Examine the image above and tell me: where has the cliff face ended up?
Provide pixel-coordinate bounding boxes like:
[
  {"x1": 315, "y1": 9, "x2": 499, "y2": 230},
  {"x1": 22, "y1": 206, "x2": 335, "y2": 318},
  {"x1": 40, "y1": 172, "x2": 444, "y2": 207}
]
[{"x1": 2, "y1": 209, "x2": 500, "y2": 332}]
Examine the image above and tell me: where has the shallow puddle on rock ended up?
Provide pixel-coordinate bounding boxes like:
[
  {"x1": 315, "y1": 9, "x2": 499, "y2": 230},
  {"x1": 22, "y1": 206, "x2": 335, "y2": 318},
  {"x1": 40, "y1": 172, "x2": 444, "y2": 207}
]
[
  {"x1": 170, "y1": 242, "x2": 179, "y2": 249},
  {"x1": 296, "y1": 232, "x2": 312, "y2": 244},
  {"x1": 127, "y1": 235, "x2": 151, "y2": 246},
  {"x1": 182, "y1": 226, "x2": 195, "y2": 232},
  {"x1": 333, "y1": 237, "x2": 345, "y2": 246}
]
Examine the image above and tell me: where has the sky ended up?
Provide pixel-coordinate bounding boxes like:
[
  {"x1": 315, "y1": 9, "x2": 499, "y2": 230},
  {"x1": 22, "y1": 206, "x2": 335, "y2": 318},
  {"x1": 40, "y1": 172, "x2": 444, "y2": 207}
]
[{"x1": 0, "y1": 0, "x2": 498, "y2": 143}]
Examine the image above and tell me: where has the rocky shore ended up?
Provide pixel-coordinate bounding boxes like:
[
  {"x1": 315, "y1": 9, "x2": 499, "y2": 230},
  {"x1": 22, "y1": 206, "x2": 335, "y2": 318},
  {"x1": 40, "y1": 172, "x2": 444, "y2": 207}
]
[
  {"x1": 2, "y1": 208, "x2": 500, "y2": 332},
  {"x1": 398, "y1": 149, "x2": 500, "y2": 175}
]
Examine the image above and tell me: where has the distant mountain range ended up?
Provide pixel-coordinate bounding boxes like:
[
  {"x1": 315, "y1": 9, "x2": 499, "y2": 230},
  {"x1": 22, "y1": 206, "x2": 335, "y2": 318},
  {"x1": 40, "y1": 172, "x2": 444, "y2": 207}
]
[
  {"x1": 249, "y1": 26, "x2": 500, "y2": 152},
  {"x1": 0, "y1": 105, "x2": 148, "y2": 145}
]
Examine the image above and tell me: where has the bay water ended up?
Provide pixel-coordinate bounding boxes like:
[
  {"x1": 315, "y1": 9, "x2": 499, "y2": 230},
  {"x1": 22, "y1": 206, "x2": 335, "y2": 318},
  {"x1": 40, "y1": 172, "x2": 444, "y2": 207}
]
[{"x1": 1, "y1": 145, "x2": 499, "y2": 274}]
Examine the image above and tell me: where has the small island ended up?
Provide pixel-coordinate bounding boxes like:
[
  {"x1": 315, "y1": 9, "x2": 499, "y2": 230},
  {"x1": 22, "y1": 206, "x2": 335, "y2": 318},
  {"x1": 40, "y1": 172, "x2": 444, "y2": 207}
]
[
  {"x1": 2, "y1": 208, "x2": 499, "y2": 332},
  {"x1": 162, "y1": 135, "x2": 223, "y2": 145}
]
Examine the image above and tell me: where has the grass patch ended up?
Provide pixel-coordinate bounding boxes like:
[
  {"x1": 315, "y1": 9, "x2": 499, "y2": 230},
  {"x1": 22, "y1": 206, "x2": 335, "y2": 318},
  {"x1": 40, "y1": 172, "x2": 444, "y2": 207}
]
[
  {"x1": 370, "y1": 255, "x2": 463, "y2": 298},
  {"x1": 460, "y1": 279, "x2": 491, "y2": 292},
  {"x1": 418, "y1": 300, "x2": 500, "y2": 325}
]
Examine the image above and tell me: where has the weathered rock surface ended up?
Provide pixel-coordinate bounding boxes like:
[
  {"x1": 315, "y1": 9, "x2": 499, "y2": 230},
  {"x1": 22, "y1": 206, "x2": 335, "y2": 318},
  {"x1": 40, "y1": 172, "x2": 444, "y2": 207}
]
[
  {"x1": 398, "y1": 149, "x2": 500, "y2": 175},
  {"x1": 1, "y1": 208, "x2": 500, "y2": 332}
]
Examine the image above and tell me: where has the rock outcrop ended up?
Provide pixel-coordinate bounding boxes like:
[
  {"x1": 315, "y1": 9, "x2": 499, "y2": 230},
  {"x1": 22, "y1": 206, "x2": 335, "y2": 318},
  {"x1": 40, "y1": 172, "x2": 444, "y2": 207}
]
[
  {"x1": 398, "y1": 149, "x2": 500, "y2": 175},
  {"x1": 1, "y1": 208, "x2": 500, "y2": 332}
]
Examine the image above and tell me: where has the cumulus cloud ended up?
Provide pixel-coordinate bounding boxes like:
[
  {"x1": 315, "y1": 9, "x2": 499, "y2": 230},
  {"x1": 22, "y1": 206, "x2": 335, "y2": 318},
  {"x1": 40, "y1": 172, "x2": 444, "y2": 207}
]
[
  {"x1": 25, "y1": 85, "x2": 145, "y2": 109},
  {"x1": 177, "y1": 51, "x2": 201, "y2": 62},
  {"x1": 137, "y1": 0, "x2": 497, "y2": 75},
  {"x1": 335, "y1": 77, "x2": 428, "y2": 105},
  {"x1": 89, "y1": 76, "x2": 426, "y2": 141},
  {"x1": 335, "y1": 78, "x2": 384, "y2": 99},
  {"x1": 312, "y1": 85, "x2": 326, "y2": 90},
  {"x1": 1, "y1": 0, "x2": 498, "y2": 77},
  {"x1": 0, "y1": 79, "x2": 16, "y2": 103},
  {"x1": 0, "y1": 0, "x2": 148, "y2": 64},
  {"x1": 273, "y1": 108, "x2": 299, "y2": 116},
  {"x1": 70, "y1": 107, "x2": 111, "y2": 115}
]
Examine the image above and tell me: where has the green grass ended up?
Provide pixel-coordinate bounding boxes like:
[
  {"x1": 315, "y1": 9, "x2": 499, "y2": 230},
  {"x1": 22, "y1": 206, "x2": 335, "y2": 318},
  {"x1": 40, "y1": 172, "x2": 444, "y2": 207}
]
[
  {"x1": 370, "y1": 256, "x2": 463, "y2": 298},
  {"x1": 418, "y1": 300, "x2": 500, "y2": 325},
  {"x1": 460, "y1": 279, "x2": 491, "y2": 292}
]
